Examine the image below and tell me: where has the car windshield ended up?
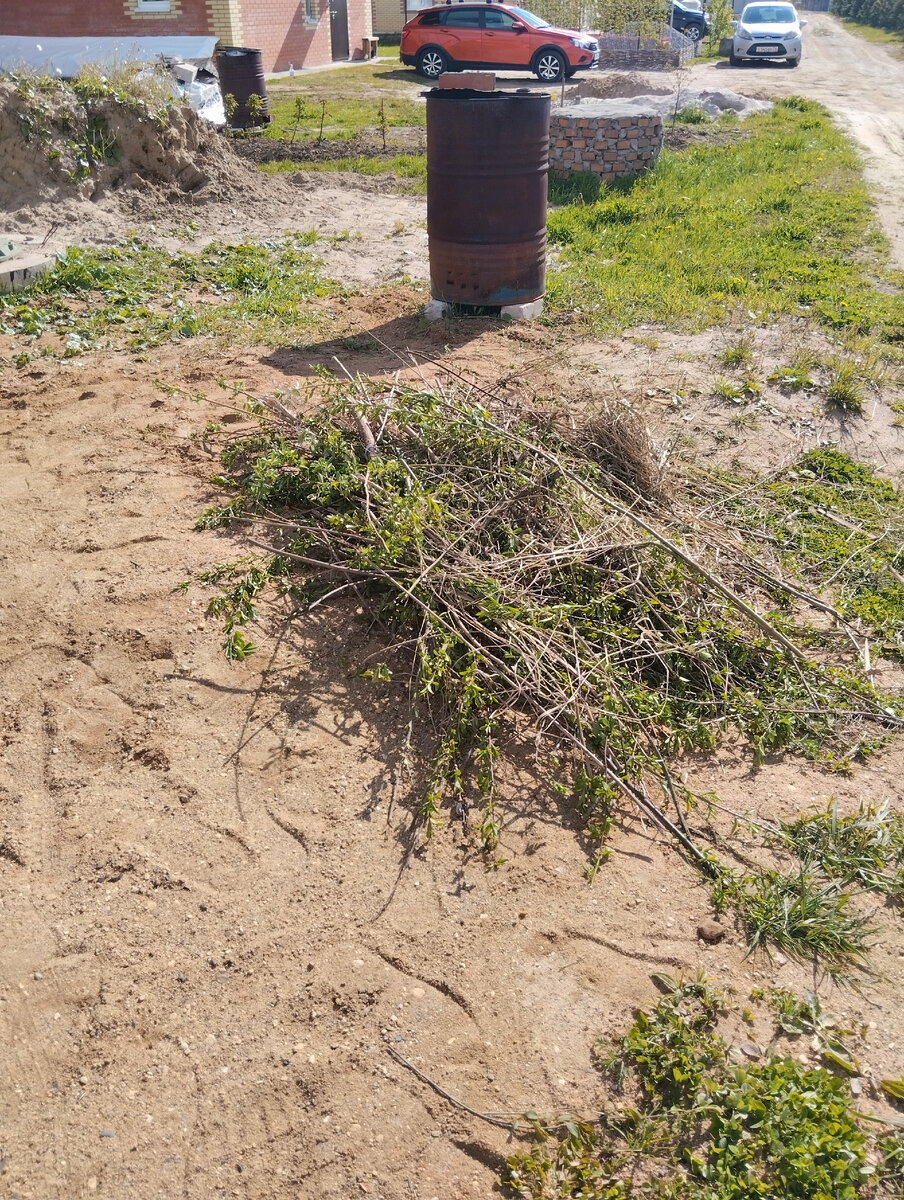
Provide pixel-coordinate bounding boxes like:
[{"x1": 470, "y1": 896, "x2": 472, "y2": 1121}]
[
  {"x1": 507, "y1": 7, "x2": 551, "y2": 27},
  {"x1": 742, "y1": 4, "x2": 796, "y2": 21}
]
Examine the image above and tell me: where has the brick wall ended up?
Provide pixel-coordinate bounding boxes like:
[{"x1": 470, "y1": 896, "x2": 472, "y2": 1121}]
[
  {"x1": 549, "y1": 106, "x2": 663, "y2": 178},
  {"x1": 372, "y1": 0, "x2": 405, "y2": 34},
  {"x1": 1, "y1": 0, "x2": 213, "y2": 37},
  {"x1": 241, "y1": 0, "x2": 331, "y2": 71}
]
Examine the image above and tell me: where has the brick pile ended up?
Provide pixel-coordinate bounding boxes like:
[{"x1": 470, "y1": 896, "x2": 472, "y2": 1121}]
[{"x1": 549, "y1": 106, "x2": 663, "y2": 178}]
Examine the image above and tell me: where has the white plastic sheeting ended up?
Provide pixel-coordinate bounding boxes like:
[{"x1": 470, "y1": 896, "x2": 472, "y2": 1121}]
[{"x1": 0, "y1": 35, "x2": 218, "y2": 78}]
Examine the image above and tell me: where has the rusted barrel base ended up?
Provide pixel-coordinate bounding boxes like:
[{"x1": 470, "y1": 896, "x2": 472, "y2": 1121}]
[{"x1": 423, "y1": 298, "x2": 544, "y2": 322}]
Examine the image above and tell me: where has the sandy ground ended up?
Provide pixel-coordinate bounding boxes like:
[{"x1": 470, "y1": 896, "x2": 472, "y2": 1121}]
[
  {"x1": 1, "y1": 287, "x2": 903, "y2": 1199},
  {"x1": 2, "y1": 19, "x2": 904, "y2": 1200}
]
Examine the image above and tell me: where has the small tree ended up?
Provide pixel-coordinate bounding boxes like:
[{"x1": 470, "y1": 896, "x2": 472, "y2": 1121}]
[
  {"x1": 707, "y1": 0, "x2": 734, "y2": 45},
  {"x1": 247, "y1": 92, "x2": 266, "y2": 128}
]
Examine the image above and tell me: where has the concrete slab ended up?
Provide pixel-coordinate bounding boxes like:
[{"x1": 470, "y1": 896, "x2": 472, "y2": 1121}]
[{"x1": 0, "y1": 235, "x2": 57, "y2": 294}]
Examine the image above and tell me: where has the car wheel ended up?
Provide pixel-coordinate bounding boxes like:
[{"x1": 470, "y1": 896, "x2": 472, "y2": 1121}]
[
  {"x1": 786, "y1": 54, "x2": 800, "y2": 66},
  {"x1": 728, "y1": 51, "x2": 741, "y2": 65},
  {"x1": 416, "y1": 47, "x2": 448, "y2": 79},
  {"x1": 534, "y1": 49, "x2": 566, "y2": 82},
  {"x1": 683, "y1": 24, "x2": 703, "y2": 41}
]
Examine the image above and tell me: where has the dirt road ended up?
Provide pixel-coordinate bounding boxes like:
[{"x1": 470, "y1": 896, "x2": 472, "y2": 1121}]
[{"x1": 687, "y1": 13, "x2": 904, "y2": 267}]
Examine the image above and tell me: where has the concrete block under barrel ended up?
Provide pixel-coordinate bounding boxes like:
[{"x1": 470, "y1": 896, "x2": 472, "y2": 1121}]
[{"x1": 425, "y1": 88, "x2": 550, "y2": 310}]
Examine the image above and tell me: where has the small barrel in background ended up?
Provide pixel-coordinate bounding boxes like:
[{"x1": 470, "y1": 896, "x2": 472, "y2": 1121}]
[
  {"x1": 426, "y1": 89, "x2": 549, "y2": 310},
  {"x1": 216, "y1": 46, "x2": 271, "y2": 129}
]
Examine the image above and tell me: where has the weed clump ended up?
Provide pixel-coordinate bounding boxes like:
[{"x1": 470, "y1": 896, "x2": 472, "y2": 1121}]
[
  {"x1": 776, "y1": 801, "x2": 904, "y2": 903},
  {"x1": 504, "y1": 975, "x2": 881, "y2": 1200},
  {"x1": 0, "y1": 234, "x2": 334, "y2": 358},
  {"x1": 714, "y1": 869, "x2": 872, "y2": 974},
  {"x1": 723, "y1": 447, "x2": 904, "y2": 660}
]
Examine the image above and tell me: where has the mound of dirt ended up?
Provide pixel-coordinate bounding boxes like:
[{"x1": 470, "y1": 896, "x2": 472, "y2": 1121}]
[
  {"x1": 567, "y1": 70, "x2": 675, "y2": 100},
  {"x1": 560, "y1": 85, "x2": 772, "y2": 121},
  {"x1": 564, "y1": 72, "x2": 772, "y2": 120},
  {"x1": 0, "y1": 77, "x2": 430, "y2": 283},
  {"x1": 0, "y1": 77, "x2": 275, "y2": 211}
]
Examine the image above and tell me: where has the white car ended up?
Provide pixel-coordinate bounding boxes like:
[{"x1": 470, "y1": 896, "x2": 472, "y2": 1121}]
[{"x1": 729, "y1": 2, "x2": 806, "y2": 67}]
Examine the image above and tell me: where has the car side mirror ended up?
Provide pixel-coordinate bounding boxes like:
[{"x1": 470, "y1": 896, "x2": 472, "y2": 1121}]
[
  {"x1": 800, "y1": 18, "x2": 808, "y2": 24},
  {"x1": 729, "y1": 18, "x2": 737, "y2": 26},
  {"x1": 511, "y1": 20, "x2": 526, "y2": 29}
]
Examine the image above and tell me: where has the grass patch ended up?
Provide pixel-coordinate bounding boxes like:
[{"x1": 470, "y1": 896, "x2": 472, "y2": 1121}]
[
  {"x1": 724, "y1": 448, "x2": 904, "y2": 660},
  {"x1": 674, "y1": 103, "x2": 708, "y2": 124},
  {"x1": 0, "y1": 234, "x2": 338, "y2": 358},
  {"x1": 776, "y1": 801, "x2": 904, "y2": 903},
  {"x1": 502, "y1": 974, "x2": 900, "y2": 1199},
  {"x1": 259, "y1": 151, "x2": 426, "y2": 190},
  {"x1": 546, "y1": 97, "x2": 904, "y2": 340},
  {"x1": 263, "y1": 59, "x2": 423, "y2": 141},
  {"x1": 838, "y1": 18, "x2": 904, "y2": 55}
]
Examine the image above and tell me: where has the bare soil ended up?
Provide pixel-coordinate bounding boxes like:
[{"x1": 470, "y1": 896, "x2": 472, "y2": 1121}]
[
  {"x1": 2, "y1": 282, "x2": 904, "y2": 1199},
  {"x1": 230, "y1": 128, "x2": 426, "y2": 166},
  {"x1": 0, "y1": 81, "x2": 428, "y2": 287},
  {"x1": 2, "y1": 20, "x2": 904, "y2": 1200}
]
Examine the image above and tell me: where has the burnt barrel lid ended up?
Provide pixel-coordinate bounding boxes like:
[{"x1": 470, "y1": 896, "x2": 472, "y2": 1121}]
[{"x1": 423, "y1": 87, "x2": 550, "y2": 100}]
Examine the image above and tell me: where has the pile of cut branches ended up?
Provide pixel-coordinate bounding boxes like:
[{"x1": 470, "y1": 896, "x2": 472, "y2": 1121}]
[{"x1": 198, "y1": 373, "x2": 902, "y2": 866}]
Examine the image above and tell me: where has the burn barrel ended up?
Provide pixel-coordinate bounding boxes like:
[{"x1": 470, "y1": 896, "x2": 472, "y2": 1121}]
[
  {"x1": 426, "y1": 89, "x2": 549, "y2": 309},
  {"x1": 216, "y1": 46, "x2": 270, "y2": 129}
]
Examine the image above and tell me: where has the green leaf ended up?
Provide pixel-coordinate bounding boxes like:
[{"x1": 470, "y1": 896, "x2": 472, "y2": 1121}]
[{"x1": 880, "y1": 1077, "x2": 904, "y2": 1101}]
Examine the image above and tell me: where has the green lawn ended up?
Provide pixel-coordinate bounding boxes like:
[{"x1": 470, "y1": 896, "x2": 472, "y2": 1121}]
[
  {"x1": 545, "y1": 97, "x2": 904, "y2": 340},
  {"x1": 264, "y1": 52, "x2": 424, "y2": 141}
]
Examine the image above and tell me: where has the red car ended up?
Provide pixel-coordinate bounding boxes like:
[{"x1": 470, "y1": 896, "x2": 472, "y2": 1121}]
[{"x1": 400, "y1": 2, "x2": 600, "y2": 82}]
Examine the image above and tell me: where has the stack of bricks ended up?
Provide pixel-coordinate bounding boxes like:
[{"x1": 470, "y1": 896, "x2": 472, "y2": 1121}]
[{"x1": 549, "y1": 107, "x2": 663, "y2": 178}]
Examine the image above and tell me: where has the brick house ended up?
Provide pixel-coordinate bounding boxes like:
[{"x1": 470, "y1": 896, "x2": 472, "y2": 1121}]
[
  {"x1": 0, "y1": 0, "x2": 372, "y2": 73},
  {"x1": 372, "y1": 0, "x2": 405, "y2": 35}
]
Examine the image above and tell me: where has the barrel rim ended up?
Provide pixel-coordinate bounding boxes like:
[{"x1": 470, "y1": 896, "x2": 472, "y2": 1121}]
[{"x1": 423, "y1": 88, "x2": 552, "y2": 102}]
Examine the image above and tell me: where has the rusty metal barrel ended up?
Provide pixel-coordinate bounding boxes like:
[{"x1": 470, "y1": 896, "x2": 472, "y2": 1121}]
[
  {"x1": 426, "y1": 89, "x2": 549, "y2": 309},
  {"x1": 216, "y1": 46, "x2": 270, "y2": 129}
]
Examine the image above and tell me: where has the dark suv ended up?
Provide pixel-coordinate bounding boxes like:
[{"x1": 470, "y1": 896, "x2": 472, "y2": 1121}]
[{"x1": 669, "y1": 1, "x2": 711, "y2": 41}]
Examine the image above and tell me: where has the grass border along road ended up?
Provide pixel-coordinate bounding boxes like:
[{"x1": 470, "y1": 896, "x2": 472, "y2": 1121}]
[
  {"x1": 546, "y1": 97, "x2": 904, "y2": 342},
  {"x1": 837, "y1": 18, "x2": 904, "y2": 56}
]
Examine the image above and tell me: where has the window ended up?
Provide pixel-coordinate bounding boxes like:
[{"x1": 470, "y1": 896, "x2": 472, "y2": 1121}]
[
  {"x1": 484, "y1": 9, "x2": 516, "y2": 27},
  {"x1": 136, "y1": 0, "x2": 172, "y2": 10},
  {"x1": 418, "y1": 10, "x2": 442, "y2": 23},
  {"x1": 507, "y1": 6, "x2": 550, "y2": 26},
  {"x1": 441, "y1": 7, "x2": 481, "y2": 26},
  {"x1": 305, "y1": 0, "x2": 317, "y2": 20}
]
